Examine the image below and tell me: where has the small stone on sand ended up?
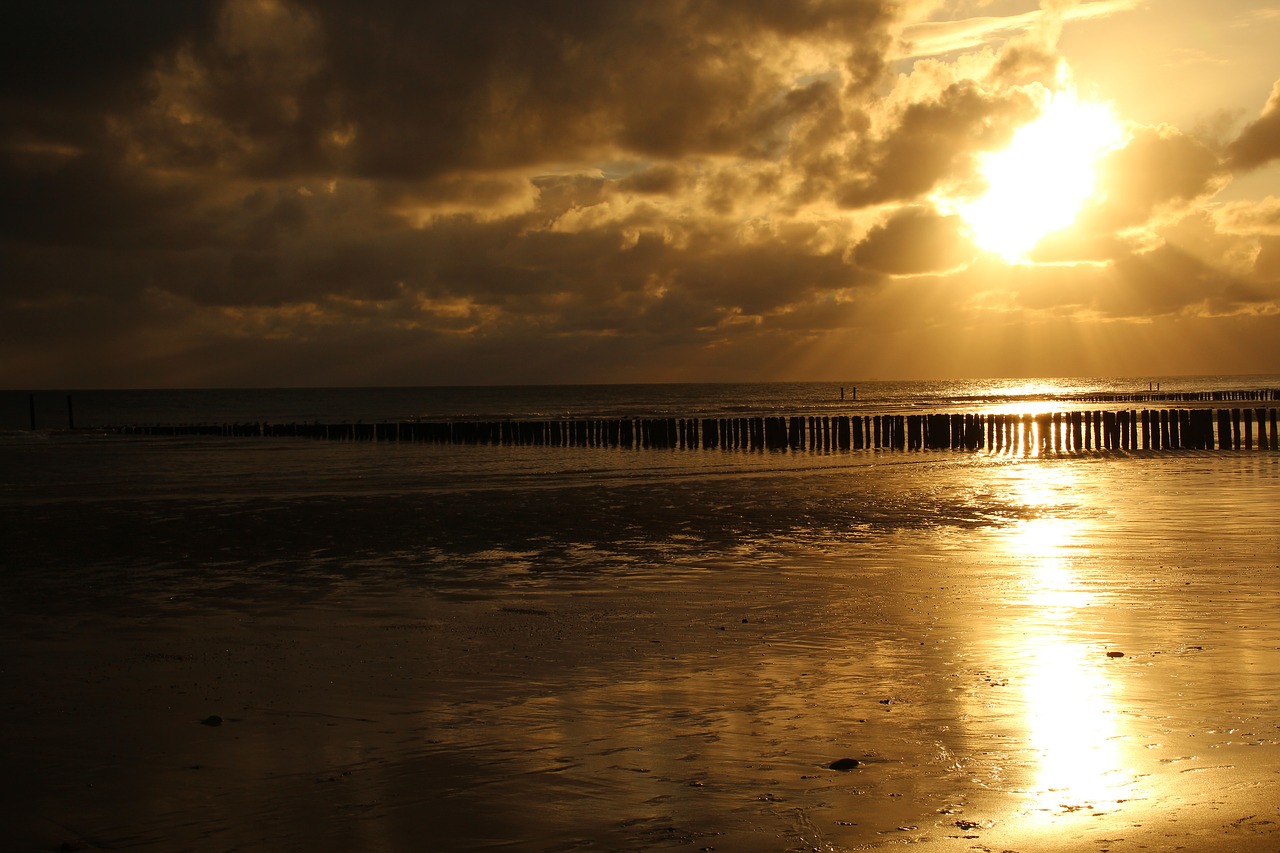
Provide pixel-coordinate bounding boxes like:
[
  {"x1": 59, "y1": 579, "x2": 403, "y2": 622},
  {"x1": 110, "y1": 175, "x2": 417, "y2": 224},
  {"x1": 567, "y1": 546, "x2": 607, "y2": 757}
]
[
  {"x1": 200, "y1": 714, "x2": 223, "y2": 726},
  {"x1": 828, "y1": 758, "x2": 861, "y2": 771}
]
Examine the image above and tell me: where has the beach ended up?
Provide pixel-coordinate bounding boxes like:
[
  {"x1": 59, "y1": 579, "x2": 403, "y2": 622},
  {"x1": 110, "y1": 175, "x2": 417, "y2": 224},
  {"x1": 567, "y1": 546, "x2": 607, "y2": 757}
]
[{"x1": 2, "y1": 422, "x2": 1279, "y2": 851}]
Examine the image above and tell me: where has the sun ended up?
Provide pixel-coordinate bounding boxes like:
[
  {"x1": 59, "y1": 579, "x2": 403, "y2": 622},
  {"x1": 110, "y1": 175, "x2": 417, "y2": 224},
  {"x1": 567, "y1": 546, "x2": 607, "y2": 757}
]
[{"x1": 952, "y1": 89, "x2": 1128, "y2": 262}]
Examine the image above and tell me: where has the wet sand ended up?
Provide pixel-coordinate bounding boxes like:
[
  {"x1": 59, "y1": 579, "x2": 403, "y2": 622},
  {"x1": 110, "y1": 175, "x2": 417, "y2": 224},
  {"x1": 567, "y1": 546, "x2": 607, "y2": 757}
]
[{"x1": 2, "y1": 447, "x2": 1279, "y2": 851}]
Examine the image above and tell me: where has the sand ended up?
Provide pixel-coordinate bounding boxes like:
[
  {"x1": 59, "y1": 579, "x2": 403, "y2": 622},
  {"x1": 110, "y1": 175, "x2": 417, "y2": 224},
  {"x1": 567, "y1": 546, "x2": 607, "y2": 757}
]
[{"x1": 2, "y1": 442, "x2": 1279, "y2": 851}]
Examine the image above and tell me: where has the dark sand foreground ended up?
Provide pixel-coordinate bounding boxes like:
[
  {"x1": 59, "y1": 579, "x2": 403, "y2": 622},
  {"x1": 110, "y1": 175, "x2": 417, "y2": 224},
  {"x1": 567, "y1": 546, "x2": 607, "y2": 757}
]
[{"x1": 3, "y1": 443, "x2": 1279, "y2": 851}]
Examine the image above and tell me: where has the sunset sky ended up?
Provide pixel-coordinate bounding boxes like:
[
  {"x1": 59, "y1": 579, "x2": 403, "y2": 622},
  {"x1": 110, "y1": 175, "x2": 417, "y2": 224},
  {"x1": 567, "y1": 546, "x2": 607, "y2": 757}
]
[{"x1": 4, "y1": 0, "x2": 1279, "y2": 388}]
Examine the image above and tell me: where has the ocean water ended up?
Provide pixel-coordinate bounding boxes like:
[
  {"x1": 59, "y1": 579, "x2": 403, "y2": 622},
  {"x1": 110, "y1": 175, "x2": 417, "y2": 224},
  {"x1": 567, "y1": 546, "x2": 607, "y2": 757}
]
[
  {"x1": 2, "y1": 378, "x2": 1280, "y2": 851},
  {"x1": 5, "y1": 374, "x2": 1280, "y2": 430}
]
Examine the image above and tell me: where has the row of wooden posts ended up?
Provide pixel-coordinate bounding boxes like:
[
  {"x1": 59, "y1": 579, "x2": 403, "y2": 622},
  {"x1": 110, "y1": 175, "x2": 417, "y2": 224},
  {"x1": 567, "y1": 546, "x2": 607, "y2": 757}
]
[
  {"x1": 1069, "y1": 389, "x2": 1278, "y2": 403},
  {"x1": 119, "y1": 407, "x2": 1280, "y2": 453}
]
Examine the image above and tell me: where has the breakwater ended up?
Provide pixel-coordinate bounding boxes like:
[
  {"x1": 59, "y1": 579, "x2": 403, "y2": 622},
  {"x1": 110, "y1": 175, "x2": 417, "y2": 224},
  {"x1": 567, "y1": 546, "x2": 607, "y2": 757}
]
[{"x1": 118, "y1": 406, "x2": 1280, "y2": 453}]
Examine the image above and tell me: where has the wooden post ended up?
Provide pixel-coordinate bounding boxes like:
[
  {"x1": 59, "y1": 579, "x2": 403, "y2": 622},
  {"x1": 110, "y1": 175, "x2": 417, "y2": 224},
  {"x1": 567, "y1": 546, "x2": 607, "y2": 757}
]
[{"x1": 28, "y1": 393, "x2": 35, "y2": 430}]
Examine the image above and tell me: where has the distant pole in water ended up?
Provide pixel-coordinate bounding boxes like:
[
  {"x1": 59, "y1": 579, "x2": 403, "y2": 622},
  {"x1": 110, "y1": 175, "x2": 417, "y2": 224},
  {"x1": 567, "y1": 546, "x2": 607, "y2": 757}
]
[
  {"x1": 67, "y1": 394, "x2": 74, "y2": 430},
  {"x1": 28, "y1": 393, "x2": 35, "y2": 431},
  {"x1": 852, "y1": 386, "x2": 857, "y2": 401},
  {"x1": 840, "y1": 387, "x2": 844, "y2": 401}
]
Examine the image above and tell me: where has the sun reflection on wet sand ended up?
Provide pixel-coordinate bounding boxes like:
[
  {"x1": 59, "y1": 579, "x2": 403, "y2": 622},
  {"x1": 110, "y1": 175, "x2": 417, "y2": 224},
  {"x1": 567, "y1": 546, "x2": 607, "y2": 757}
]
[
  {"x1": 1022, "y1": 637, "x2": 1130, "y2": 816},
  {"x1": 1000, "y1": 472, "x2": 1136, "y2": 820}
]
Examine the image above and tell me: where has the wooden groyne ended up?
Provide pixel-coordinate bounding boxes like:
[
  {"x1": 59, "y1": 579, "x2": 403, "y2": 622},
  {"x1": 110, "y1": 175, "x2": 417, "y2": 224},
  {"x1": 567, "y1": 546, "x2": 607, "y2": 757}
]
[
  {"x1": 1067, "y1": 389, "x2": 1279, "y2": 404},
  {"x1": 118, "y1": 406, "x2": 1280, "y2": 454}
]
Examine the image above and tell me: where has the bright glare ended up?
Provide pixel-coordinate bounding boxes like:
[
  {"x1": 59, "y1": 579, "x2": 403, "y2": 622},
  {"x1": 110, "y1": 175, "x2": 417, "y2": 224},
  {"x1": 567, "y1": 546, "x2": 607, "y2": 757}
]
[
  {"x1": 999, "y1": 500, "x2": 1132, "y2": 815},
  {"x1": 1024, "y1": 638, "x2": 1128, "y2": 814},
  {"x1": 957, "y1": 89, "x2": 1127, "y2": 261}
]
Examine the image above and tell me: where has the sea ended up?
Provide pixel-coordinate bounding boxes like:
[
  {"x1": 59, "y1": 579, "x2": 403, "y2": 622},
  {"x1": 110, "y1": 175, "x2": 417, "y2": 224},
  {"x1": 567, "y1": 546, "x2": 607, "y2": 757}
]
[
  {"x1": 2, "y1": 376, "x2": 1280, "y2": 851},
  {"x1": 5, "y1": 374, "x2": 1278, "y2": 429}
]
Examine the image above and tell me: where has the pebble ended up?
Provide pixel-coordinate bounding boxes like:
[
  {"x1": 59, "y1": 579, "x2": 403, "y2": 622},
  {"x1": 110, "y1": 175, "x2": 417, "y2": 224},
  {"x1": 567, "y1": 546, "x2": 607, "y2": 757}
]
[
  {"x1": 200, "y1": 714, "x2": 223, "y2": 726},
  {"x1": 828, "y1": 758, "x2": 861, "y2": 771},
  {"x1": 1106, "y1": 651, "x2": 1124, "y2": 658}
]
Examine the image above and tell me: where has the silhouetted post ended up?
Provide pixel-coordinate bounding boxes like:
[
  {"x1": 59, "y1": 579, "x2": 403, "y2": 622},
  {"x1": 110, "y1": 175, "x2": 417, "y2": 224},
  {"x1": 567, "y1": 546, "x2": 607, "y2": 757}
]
[
  {"x1": 66, "y1": 395, "x2": 74, "y2": 430},
  {"x1": 28, "y1": 394, "x2": 35, "y2": 430}
]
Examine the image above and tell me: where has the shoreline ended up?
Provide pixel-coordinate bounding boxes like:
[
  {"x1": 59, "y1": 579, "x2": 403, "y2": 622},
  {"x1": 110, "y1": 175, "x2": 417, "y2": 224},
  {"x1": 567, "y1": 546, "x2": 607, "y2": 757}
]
[{"x1": 3, "y1": 451, "x2": 1278, "y2": 850}]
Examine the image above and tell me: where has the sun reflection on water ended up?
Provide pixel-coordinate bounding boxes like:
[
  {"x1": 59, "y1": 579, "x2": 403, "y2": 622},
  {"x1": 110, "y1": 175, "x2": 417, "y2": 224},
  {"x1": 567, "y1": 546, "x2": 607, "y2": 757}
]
[
  {"x1": 1022, "y1": 635, "x2": 1125, "y2": 815},
  {"x1": 1001, "y1": 469, "x2": 1134, "y2": 818}
]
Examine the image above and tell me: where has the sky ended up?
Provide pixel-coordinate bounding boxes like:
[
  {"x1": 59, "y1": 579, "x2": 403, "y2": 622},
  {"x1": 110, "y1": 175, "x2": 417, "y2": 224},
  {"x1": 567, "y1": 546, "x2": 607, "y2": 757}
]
[{"x1": 3, "y1": 0, "x2": 1280, "y2": 388}]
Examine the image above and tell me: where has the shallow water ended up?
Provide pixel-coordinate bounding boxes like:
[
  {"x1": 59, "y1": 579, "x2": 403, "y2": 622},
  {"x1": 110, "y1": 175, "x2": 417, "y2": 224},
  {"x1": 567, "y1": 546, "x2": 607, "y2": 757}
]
[{"x1": 2, "y1": 435, "x2": 1278, "y2": 851}]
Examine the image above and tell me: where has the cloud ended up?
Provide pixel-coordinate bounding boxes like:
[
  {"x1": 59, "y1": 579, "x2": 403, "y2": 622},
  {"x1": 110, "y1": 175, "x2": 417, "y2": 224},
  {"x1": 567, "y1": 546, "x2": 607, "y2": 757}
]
[
  {"x1": 898, "y1": 0, "x2": 1140, "y2": 60},
  {"x1": 838, "y1": 79, "x2": 1037, "y2": 206},
  {"x1": 1226, "y1": 79, "x2": 1280, "y2": 171},
  {"x1": 1086, "y1": 124, "x2": 1225, "y2": 230},
  {"x1": 853, "y1": 206, "x2": 974, "y2": 275},
  {"x1": 2, "y1": 0, "x2": 1278, "y2": 386},
  {"x1": 1215, "y1": 196, "x2": 1280, "y2": 236},
  {"x1": 92, "y1": 0, "x2": 901, "y2": 182}
]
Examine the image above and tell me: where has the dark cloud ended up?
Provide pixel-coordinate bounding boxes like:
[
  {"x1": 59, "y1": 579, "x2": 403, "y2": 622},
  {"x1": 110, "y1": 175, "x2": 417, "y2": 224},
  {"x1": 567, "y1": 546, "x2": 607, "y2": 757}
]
[
  {"x1": 1252, "y1": 236, "x2": 1280, "y2": 282},
  {"x1": 1105, "y1": 243, "x2": 1268, "y2": 319},
  {"x1": 2, "y1": 0, "x2": 1278, "y2": 386},
  {"x1": 1226, "y1": 79, "x2": 1280, "y2": 171},
  {"x1": 83, "y1": 0, "x2": 899, "y2": 181},
  {"x1": 853, "y1": 207, "x2": 974, "y2": 275},
  {"x1": 838, "y1": 80, "x2": 1036, "y2": 207},
  {"x1": 1086, "y1": 125, "x2": 1223, "y2": 230},
  {"x1": 0, "y1": 1, "x2": 219, "y2": 146},
  {"x1": 0, "y1": 151, "x2": 187, "y2": 250},
  {"x1": 618, "y1": 165, "x2": 686, "y2": 196}
]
